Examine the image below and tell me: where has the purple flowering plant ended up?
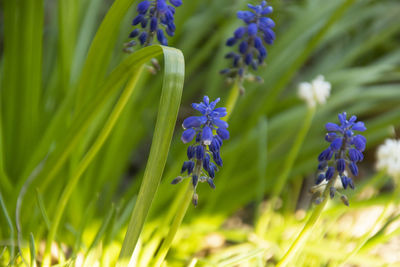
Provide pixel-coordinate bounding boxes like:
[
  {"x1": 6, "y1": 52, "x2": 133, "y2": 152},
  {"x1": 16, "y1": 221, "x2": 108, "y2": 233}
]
[
  {"x1": 221, "y1": 1, "x2": 275, "y2": 86},
  {"x1": 171, "y1": 96, "x2": 230, "y2": 206},
  {"x1": 315, "y1": 112, "x2": 367, "y2": 204},
  {"x1": 125, "y1": 0, "x2": 182, "y2": 50}
]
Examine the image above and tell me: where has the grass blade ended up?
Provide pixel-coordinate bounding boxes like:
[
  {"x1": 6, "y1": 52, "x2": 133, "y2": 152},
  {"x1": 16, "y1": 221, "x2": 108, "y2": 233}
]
[
  {"x1": 86, "y1": 204, "x2": 116, "y2": 253},
  {"x1": 118, "y1": 47, "x2": 185, "y2": 264},
  {"x1": 1, "y1": 0, "x2": 43, "y2": 177},
  {"x1": 75, "y1": 0, "x2": 136, "y2": 109},
  {"x1": 29, "y1": 233, "x2": 37, "y2": 267},
  {"x1": 0, "y1": 190, "x2": 14, "y2": 261},
  {"x1": 35, "y1": 189, "x2": 51, "y2": 230}
]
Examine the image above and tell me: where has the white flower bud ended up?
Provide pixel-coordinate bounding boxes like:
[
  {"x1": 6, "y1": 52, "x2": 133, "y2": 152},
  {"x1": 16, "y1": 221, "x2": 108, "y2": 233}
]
[
  {"x1": 298, "y1": 75, "x2": 331, "y2": 108},
  {"x1": 376, "y1": 139, "x2": 400, "y2": 179}
]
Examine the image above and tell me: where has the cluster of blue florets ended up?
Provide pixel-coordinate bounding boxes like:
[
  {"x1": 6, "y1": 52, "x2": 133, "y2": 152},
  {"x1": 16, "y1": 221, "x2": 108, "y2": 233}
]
[
  {"x1": 221, "y1": 1, "x2": 275, "y2": 81},
  {"x1": 172, "y1": 96, "x2": 229, "y2": 205},
  {"x1": 317, "y1": 112, "x2": 366, "y2": 192},
  {"x1": 126, "y1": 0, "x2": 182, "y2": 48}
]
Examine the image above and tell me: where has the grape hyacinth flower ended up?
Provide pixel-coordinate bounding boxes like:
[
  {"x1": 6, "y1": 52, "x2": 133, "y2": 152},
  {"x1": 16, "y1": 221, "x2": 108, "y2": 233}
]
[
  {"x1": 171, "y1": 96, "x2": 229, "y2": 206},
  {"x1": 124, "y1": 0, "x2": 182, "y2": 51},
  {"x1": 220, "y1": 1, "x2": 275, "y2": 87},
  {"x1": 376, "y1": 139, "x2": 400, "y2": 180},
  {"x1": 298, "y1": 75, "x2": 331, "y2": 109},
  {"x1": 315, "y1": 112, "x2": 366, "y2": 205}
]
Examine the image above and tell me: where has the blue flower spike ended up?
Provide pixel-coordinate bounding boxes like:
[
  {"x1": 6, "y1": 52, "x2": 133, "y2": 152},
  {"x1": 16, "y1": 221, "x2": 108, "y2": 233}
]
[
  {"x1": 314, "y1": 112, "x2": 366, "y2": 205},
  {"x1": 124, "y1": 0, "x2": 182, "y2": 52},
  {"x1": 172, "y1": 96, "x2": 229, "y2": 206},
  {"x1": 220, "y1": 1, "x2": 275, "y2": 90}
]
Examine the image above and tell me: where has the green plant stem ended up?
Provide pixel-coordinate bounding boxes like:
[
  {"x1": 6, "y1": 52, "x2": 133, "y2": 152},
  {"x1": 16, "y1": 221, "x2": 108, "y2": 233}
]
[
  {"x1": 35, "y1": 189, "x2": 51, "y2": 231},
  {"x1": 188, "y1": 258, "x2": 198, "y2": 267},
  {"x1": 0, "y1": 190, "x2": 14, "y2": 261},
  {"x1": 151, "y1": 80, "x2": 240, "y2": 265},
  {"x1": 225, "y1": 79, "x2": 240, "y2": 119},
  {"x1": 339, "y1": 185, "x2": 400, "y2": 265},
  {"x1": 361, "y1": 220, "x2": 400, "y2": 253},
  {"x1": 85, "y1": 204, "x2": 115, "y2": 255},
  {"x1": 42, "y1": 68, "x2": 143, "y2": 267},
  {"x1": 256, "y1": 107, "x2": 314, "y2": 237},
  {"x1": 218, "y1": 248, "x2": 265, "y2": 267},
  {"x1": 276, "y1": 177, "x2": 335, "y2": 267},
  {"x1": 153, "y1": 182, "x2": 193, "y2": 267},
  {"x1": 29, "y1": 233, "x2": 37, "y2": 267},
  {"x1": 0, "y1": 117, "x2": 13, "y2": 194},
  {"x1": 136, "y1": 179, "x2": 191, "y2": 267},
  {"x1": 254, "y1": 117, "x2": 268, "y2": 223},
  {"x1": 272, "y1": 107, "x2": 316, "y2": 199}
]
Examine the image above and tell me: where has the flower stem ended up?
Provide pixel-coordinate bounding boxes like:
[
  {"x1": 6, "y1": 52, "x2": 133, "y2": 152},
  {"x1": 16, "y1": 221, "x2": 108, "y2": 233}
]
[
  {"x1": 0, "y1": 190, "x2": 14, "y2": 262},
  {"x1": 256, "y1": 107, "x2": 315, "y2": 236},
  {"x1": 153, "y1": 182, "x2": 193, "y2": 267},
  {"x1": 339, "y1": 185, "x2": 399, "y2": 265},
  {"x1": 225, "y1": 79, "x2": 240, "y2": 119},
  {"x1": 272, "y1": 107, "x2": 315, "y2": 199},
  {"x1": 276, "y1": 177, "x2": 335, "y2": 267},
  {"x1": 42, "y1": 68, "x2": 143, "y2": 267}
]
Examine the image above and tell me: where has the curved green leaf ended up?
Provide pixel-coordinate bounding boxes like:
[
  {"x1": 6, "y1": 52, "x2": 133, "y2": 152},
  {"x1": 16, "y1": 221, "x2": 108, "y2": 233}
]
[{"x1": 118, "y1": 47, "x2": 184, "y2": 263}]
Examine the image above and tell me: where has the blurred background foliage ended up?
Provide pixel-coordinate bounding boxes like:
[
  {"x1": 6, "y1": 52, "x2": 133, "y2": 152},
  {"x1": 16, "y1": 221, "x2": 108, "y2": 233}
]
[{"x1": 1, "y1": 0, "x2": 400, "y2": 266}]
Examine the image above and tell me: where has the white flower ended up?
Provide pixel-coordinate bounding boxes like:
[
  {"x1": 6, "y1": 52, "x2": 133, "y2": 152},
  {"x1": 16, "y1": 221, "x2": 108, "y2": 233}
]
[
  {"x1": 298, "y1": 75, "x2": 331, "y2": 108},
  {"x1": 376, "y1": 139, "x2": 400, "y2": 178}
]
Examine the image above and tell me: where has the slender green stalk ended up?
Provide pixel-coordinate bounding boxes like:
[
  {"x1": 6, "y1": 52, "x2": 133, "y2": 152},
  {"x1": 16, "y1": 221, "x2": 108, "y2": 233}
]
[
  {"x1": 255, "y1": 117, "x2": 268, "y2": 222},
  {"x1": 339, "y1": 185, "x2": 400, "y2": 265},
  {"x1": 276, "y1": 178, "x2": 335, "y2": 267},
  {"x1": 272, "y1": 107, "x2": 316, "y2": 198},
  {"x1": 58, "y1": 0, "x2": 78, "y2": 94},
  {"x1": 218, "y1": 248, "x2": 265, "y2": 267},
  {"x1": 256, "y1": 107, "x2": 314, "y2": 236},
  {"x1": 42, "y1": 69, "x2": 143, "y2": 267},
  {"x1": 0, "y1": 115, "x2": 13, "y2": 194},
  {"x1": 72, "y1": 196, "x2": 97, "y2": 258},
  {"x1": 35, "y1": 189, "x2": 51, "y2": 230},
  {"x1": 15, "y1": 157, "x2": 46, "y2": 266},
  {"x1": 29, "y1": 233, "x2": 37, "y2": 267},
  {"x1": 137, "y1": 179, "x2": 191, "y2": 267},
  {"x1": 188, "y1": 258, "x2": 198, "y2": 267},
  {"x1": 71, "y1": 0, "x2": 104, "y2": 84},
  {"x1": 0, "y1": 190, "x2": 14, "y2": 261},
  {"x1": 225, "y1": 79, "x2": 240, "y2": 119},
  {"x1": 339, "y1": 204, "x2": 390, "y2": 264},
  {"x1": 85, "y1": 204, "x2": 115, "y2": 254},
  {"x1": 153, "y1": 182, "x2": 193, "y2": 267},
  {"x1": 361, "y1": 220, "x2": 400, "y2": 253}
]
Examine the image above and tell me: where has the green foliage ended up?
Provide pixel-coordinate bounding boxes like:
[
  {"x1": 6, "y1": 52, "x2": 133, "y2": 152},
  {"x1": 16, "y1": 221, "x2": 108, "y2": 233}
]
[{"x1": 1, "y1": 0, "x2": 400, "y2": 266}]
